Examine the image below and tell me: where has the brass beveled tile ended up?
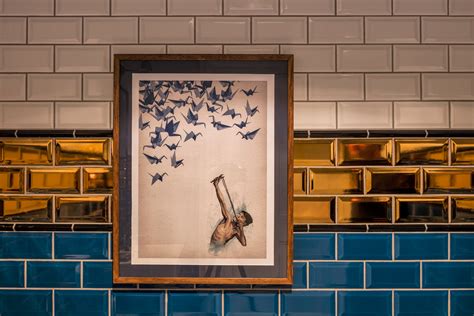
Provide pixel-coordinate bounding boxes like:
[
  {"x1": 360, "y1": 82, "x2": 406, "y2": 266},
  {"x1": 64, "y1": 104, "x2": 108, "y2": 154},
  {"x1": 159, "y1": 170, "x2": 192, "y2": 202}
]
[
  {"x1": 294, "y1": 168, "x2": 307, "y2": 194},
  {"x1": 0, "y1": 168, "x2": 24, "y2": 193},
  {"x1": 366, "y1": 168, "x2": 421, "y2": 194},
  {"x1": 338, "y1": 139, "x2": 392, "y2": 166},
  {"x1": 0, "y1": 139, "x2": 53, "y2": 165},
  {"x1": 294, "y1": 196, "x2": 335, "y2": 224},
  {"x1": 309, "y1": 168, "x2": 363, "y2": 195},
  {"x1": 294, "y1": 139, "x2": 334, "y2": 166},
  {"x1": 395, "y1": 197, "x2": 448, "y2": 223},
  {"x1": 395, "y1": 139, "x2": 449, "y2": 165},
  {"x1": 27, "y1": 168, "x2": 80, "y2": 193},
  {"x1": 423, "y1": 168, "x2": 474, "y2": 194},
  {"x1": 83, "y1": 168, "x2": 113, "y2": 193},
  {"x1": 0, "y1": 196, "x2": 51, "y2": 222},
  {"x1": 337, "y1": 197, "x2": 392, "y2": 223},
  {"x1": 55, "y1": 139, "x2": 111, "y2": 165},
  {"x1": 452, "y1": 197, "x2": 474, "y2": 223},
  {"x1": 55, "y1": 196, "x2": 108, "y2": 222},
  {"x1": 451, "y1": 139, "x2": 474, "y2": 165}
]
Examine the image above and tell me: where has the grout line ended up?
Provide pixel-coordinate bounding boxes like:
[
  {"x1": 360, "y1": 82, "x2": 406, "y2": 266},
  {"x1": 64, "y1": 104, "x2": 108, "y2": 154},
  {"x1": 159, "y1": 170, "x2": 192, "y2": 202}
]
[
  {"x1": 306, "y1": 261, "x2": 309, "y2": 289},
  {"x1": 52, "y1": 289, "x2": 55, "y2": 315},
  {"x1": 392, "y1": 232, "x2": 395, "y2": 260},
  {"x1": 108, "y1": 289, "x2": 111, "y2": 316},
  {"x1": 335, "y1": 289, "x2": 338, "y2": 316},
  {"x1": 448, "y1": 290, "x2": 451, "y2": 316},
  {"x1": 24, "y1": 259, "x2": 27, "y2": 288},
  {"x1": 334, "y1": 232, "x2": 338, "y2": 260},
  {"x1": 80, "y1": 261, "x2": 83, "y2": 288},
  {"x1": 165, "y1": 290, "x2": 168, "y2": 316},
  {"x1": 419, "y1": 261, "x2": 423, "y2": 289},
  {"x1": 52, "y1": 231, "x2": 55, "y2": 259},
  {"x1": 278, "y1": 290, "x2": 281, "y2": 316},
  {"x1": 221, "y1": 290, "x2": 224, "y2": 316},
  {"x1": 392, "y1": 290, "x2": 395, "y2": 316},
  {"x1": 363, "y1": 261, "x2": 366, "y2": 289},
  {"x1": 448, "y1": 232, "x2": 451, "y2": 260}
]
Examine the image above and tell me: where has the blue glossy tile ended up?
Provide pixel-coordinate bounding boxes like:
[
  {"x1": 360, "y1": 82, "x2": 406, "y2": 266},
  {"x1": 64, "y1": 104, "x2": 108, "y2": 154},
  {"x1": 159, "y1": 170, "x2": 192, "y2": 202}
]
[
  {"x1": 55, "y1": 290, "x2": 108, "y2": 316},
  {"x1": 55, "y1": 233, "x2": 108, "y2": 259},
  {"x1": 451, "y1": 234, "x2": 474, "y2": 259},
  {"x1": 338, "y1": 291, "x2": 391, "y2": 316},
  {"x1": 112, "y1": 291, "x2": 164, "y2": 316},
  {"x1": 294, "y1": 233, "x2": 335, "y2": 260},
  {"x1": 423, "y1": 262, "x2": 474, "y2": 288},
  {"x1": 293, "y1": 262, "x2": 307, "y2": 289},
  {"x1": 367, "y1": 262, "x2": 420, "y2": 289},
  {"x1": 0, "y1": 261, "x2": 24, "y2": 287},
  {"x1": 0, "y1": 290, "x2": 52, "y2": 316},
  {"x1": 0, "y1": 232, "x2": 52, "y2": 259},
  {"x1": 281, "y1": 291, "x2": 335, "y2": 316},
  {"x1": 451, "y1": 291, "x2": 474, "y2": 316},
  {"x1": 309, "y1": 262, "x2": 363, "y2": 288},
  {"x1": 394, "y1": 291, "x2": 447, "y2": 316},
  {"x1": 337, "y1": 233, "x2": 391, "y2": 260},
  {"x1": 168, "y1": 291, "x2": 221, "y2": 316},
  {"x1": 27, "y1": 262, "x2": 80, "y2": 288},
  {"x1": 395, "y1": 233, "x2": 448, "y2": 260},
  {"x1": 83, "y1": 262, "x2": 112, "y2": 288},
  {"x1": 225, "y1": 292, "x2": 278, "y2": 315}
]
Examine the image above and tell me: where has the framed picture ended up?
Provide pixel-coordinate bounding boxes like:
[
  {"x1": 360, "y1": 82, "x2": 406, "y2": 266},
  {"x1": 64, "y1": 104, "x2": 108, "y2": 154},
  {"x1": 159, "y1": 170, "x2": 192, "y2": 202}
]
[{"x1": 113, "y1": 54, "x2": 294, "y2": 284}]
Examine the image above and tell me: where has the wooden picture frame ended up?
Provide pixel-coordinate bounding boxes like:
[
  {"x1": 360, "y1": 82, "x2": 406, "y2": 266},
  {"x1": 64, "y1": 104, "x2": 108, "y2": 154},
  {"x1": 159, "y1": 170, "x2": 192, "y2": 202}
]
[{"x1": 113, "y1": 54, "x2": 294, "y2": 284}]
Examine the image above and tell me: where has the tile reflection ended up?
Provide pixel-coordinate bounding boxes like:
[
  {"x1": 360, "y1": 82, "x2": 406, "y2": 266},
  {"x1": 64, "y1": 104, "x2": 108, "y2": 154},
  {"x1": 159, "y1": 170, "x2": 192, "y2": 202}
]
[
  {"x1": 338, "y1": 139, "x2": 392, "y2": 166},
  {"x1": 83, "y1": 168, "x2": 113, "y2": 193},
  {"x1": 366, "y1": 168, "x2": 421, "y2": 194},
  {"x1": 28, "y1": 168, "x2": 80, "y2": 193},
  {"x1": 423, "y1": 168, "x2": 473, "y2": 194},
  {"x1": 395, "y1": 139, "x2": 448, "y2": 165},
  {"x1": 294, "y1": 196, "x2": 335, "y2": 223},
  {"x1": 451, "y1": 139, "x2": 474, "y2": 165},
  {"x1": 338, "y1": 197, "x2": 391, "y2": 223},
  {"x1": 55, "y1": 139, "x2": 111, "y2": 165},
  {"x1": 294, "y1": 139, "x2": 334, "y2": 166},
  {"x1": 309, "y1": 168, "x2": 363, "y2": 195},
  {"x1": 0, "y1": 168, "x2": 24, "y2": 193},
  {"x1": 294, "y1": 168, "x2": 307, "y2": 194},
  {"x1": 0, "y1": 139, "x2": 53, "y2": 165},
  {"x1": 56, "y1": 196, "x2": 108, "y2": 222},
  {"x1": 395, "y1": 197, "x2": 448, "y2": 223},
  {"x1": 0, "y1": 197, "x2": 51, "y2": 222},
  {"x1": 452, "y1": 197, "x2": 474, "y2": 223}
]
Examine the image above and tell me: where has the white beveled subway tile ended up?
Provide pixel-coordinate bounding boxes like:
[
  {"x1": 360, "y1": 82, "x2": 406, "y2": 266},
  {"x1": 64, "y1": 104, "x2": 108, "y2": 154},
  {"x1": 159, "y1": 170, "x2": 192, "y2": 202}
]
[
  {"x1": 394, "y1": 102, "x2": 449, "y2": 129},
  {"x1": 83, "y1": 74, "x2": 113, "y2": 101},
  {"x1": 170, "y1": 0, "x2": 221, "y2": 15},
  {"x1": 56, "y1": 0, "x2": 109, "y2": 15},
  {"x1": 55, "y1": 46, "x2": 109, "y2": 73},
  {"x1": 281, "y1": 0, "x2": 334, "y2": 15},
  {"x1": 366, "y1": 17, "x2": 420, "y2": 43},
  {"x1": 336, "y1": 0, "x2": 391, "y2": 15},
  {"x1": 223, "y1": 45, "x2": 279, "y2": 54},
  {"x1": 294, "y1": 102, "x2": 336, "y2": 130},
  {"x1": 309, "y1": 74, "x2": 364, "y2": 101},
  {"x1": 167, "y1": 45, "x2": 222, "y2": 54},
  {"x1": 450, "y1": 46, "x2": 474, "y2": 72},
  {"x1": 140, "y1": 17, "x2": 194, "y2": 44},
  {"x1": 309, "y1": 17, "x2": 363, "y2": 44},
  {"x1": 422, "y1": 74, "x2": 474, "y2": 100},
  {"x1": 252, "y1": 17, "x2": 307, "y2": 44},
  {"x1": 0, "y1": 46, "x2": 53, "y2": 72},
  {"x1": 28, "y1": 17, "x2": 82, "y2": 44},
  {"x1": 394, "y1": 45, "x2": 448, "y2": 72},
  {"x1": 0, "y1": 75, "x2": 26, "y2": 101},
  {"x1": 366, "y1": 74, "x2": 421, "y2": 101},
  {"x1": 0, "y1": 102, "x2": 54, "y2": 129},
  {"x1": 196, "y1": 18, "x2": 250, "y2": 44},
  {"x1": 280, "y1": 45, "x2": 335, "y2": 72},
  {"x1": 112, "y1": 0, "x2": 165, "y2": 15},
  {"x1": 224, "y1": 0, "x2": 278, "y2": 15},
  {"x1": 55, "y1": 102, "x2": 111, "y2": 129},
  {"x1": 84, "y1": 17, "x2": 138, "y2": 44},
  {"x1": 338, "y1": 102, "x2": 393, "y2": 129},
  {"x1": 422, "y1": 18, "x2": 474, "y2": 43},
  {"x1": 450, "y1": 0, "x2": 474, "y2": 15},
  {"x1": 393, "y1": 0, "x2": 447, "y2": 15},
  {"x1": 294, "y1": 74, "x2": 308, "y2": 101},
  {"x1": 0, "y1": 0, "x2": 53, "y2": 15},
  {"x1": 451, "y1": 102, "x2": 474, "y2": 129},
  {"x1": 0, "y1": 18, "x2": 26, "y2": 44},
  {"x1": 28, "y1": 74, "x2": 82, "y2": 101},
  {"x1": 337, "y1": 45, "x2": 391, "y2": 72},
  {"x1": 110, "y1": 45, "x2": 166, "y2": 69}
]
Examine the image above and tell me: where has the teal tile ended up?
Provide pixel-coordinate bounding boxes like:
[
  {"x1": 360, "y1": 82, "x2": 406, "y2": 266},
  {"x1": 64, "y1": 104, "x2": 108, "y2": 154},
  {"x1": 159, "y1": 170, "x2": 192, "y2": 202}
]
[
  {"x1": 0, "y1": 261, "x2": 24, "y2": 287},
  {"x1": 423, "y1": 262, "x2": 474, "y2": 288},
  {"x1": 294, "y1": 233, "x2": 335, "y2": 260},
  {"x1": 338, "y1": 234, "x2": 391, "y2": 260},
  {"x1": 168, "y1": 291, "x2": 221, "y2": 316},
  {"x1": 395, "y1": 291, "x2": 447, "y2": 316},
  {"x1": 0, "y1": 232, "x2": 51, "y2": 259},
  {"x1": 293, "y1": 262, "x2": 307, "y2": 289},
  {"x1": 112, "y1": 291, "x2": 164, "y2": 316},
  {"x1": 281, "y1": 291, "x2": 335, "y2": 316},
  {"x1": 0, "y1": 290, "x2": 52, "y2": 316},
  {"x1": 451, "y1": 291, "x2": 474, "y2": 316},
  {"x1": 83, "y1": 262, "x2": 112, "y2": 288},
  {"x1": 367, "y1": 262, "x2": 420, "y2": 289},
  {"x1": 451, "y1": 234, "x2": 474, "y2": 259},
  {"x1": 27, "y1": 262, "x2": 80, "y2": 288},
  {"x1": 309, "y1": 262, "x2": 363, "y2": 288},
  {"x1": 55, "y1": 233, "x2": 108, "y2": 259},
  {"x1": 338, "y1": 291, "x2": 391, "y2": 316},
  {"x1": 55, "y1": 290, "x2": 108, "y2": 316},
  {"x1": 225, "y1": 292, "x2": 278, "y2": 315},
  {"x1": 395, "y1": 233, "x2": 448, "y2": 260}
]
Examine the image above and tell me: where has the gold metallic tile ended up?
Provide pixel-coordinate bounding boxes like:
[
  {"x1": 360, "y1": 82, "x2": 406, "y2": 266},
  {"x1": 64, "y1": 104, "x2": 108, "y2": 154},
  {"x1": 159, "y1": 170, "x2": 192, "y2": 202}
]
[
  {"x1": 366, "y1": 168, "x2": 421, "y2": 194},
  {"x1": 294, "y1": 168, "x2": 307, "y2": 195},
  {"x1": 0, "y1": 196, "x2": 51, "y2": 222},
  {"x1": 55, "y1": 139, "x2": 111, "y2": 165},
  {"x1": 294, "y1": 196, "x2": 335, "y2": 224},
  {"x1": 451, "y1": 139, "x2": 474, "y2": 165},
  {"x1": 309, "y1": 168, "x2": 363, "y2": 195},
  {"x1": 0, "y1": 168, "x2": 24, "y2": 193},
  {"x1": 395, "y1": 197, "x2": 448, "y2": 223},
  {"x1": 55, "y1": 196, "x2": 108, "y2": 222},
  {"x1": 294, "y1": 139, "x2": 334, "y2": 166},
  {"x1": 0, "y1": 139, "x2": 52, "y2": 165},
  {"x1": 28, "y1": 168, "x2": 80, "y2": 193},
  {"x1": 83, "y1": 168, "x2": 113, "y2": 193},
  {"x1": 423, "y1": 168, "x2": 474, "y2": 194},
  {"x1": 395, "y1": 139, "x2": 449, "y2": 165},
  {"x1": 337, "y1": 197, "x2": 392, "y2": 223},
  {"x1": 338, "y1": 139, "x2": 392, "y2": 166},
  {"x1": 452, "y1": 197, "x2": 474, "y2": 223}
]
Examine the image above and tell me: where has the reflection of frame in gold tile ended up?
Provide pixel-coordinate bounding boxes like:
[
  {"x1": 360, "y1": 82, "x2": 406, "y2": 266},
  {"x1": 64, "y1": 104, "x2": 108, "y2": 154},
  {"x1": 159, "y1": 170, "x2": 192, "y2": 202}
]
[
  {"x1": 337, "y1": 197, "x2": 391, "y2": 223},
  {"x1": 309, "y1": 168, "x2": 363, "y2": 195},
  {"x1": 451, "y1": 139, "x2": 474, "y2": 165},
  {"x1": 0, "y1": 139, "x2": 53, "y2": 165},
  {"x1": 395, "y1": 139, "x2": 448, "y2": 165},
  {"x1": 338, "y1": 139, "x2": 392, "y2": 166},
  {"x1": 366, "y1": 168, "x2": 421, "y2": 194},
  {"x1": 395, "y1": 197, "x2": 448, "y2": 223}
]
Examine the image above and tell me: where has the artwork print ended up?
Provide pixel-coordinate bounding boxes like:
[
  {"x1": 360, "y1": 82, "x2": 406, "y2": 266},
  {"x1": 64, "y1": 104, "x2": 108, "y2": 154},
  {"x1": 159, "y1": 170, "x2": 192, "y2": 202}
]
[{"x1": 131, "y1": 74, "x2": 275, "y2": 265}]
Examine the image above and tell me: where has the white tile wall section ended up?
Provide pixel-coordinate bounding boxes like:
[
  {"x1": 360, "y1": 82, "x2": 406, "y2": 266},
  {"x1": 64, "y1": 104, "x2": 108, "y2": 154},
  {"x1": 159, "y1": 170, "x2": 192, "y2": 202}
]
[
  {"x1": 252, "y1": 17, "x2": 307, "y2": 44},
  {"x1": 422, "y1": 74, "x2": 474, "y2": 100},
  {"x1": 0, "y1": 75, "x2": 26, "y2": 101},
  {"x1": 0, "y1": 46, "x2": 54, "y2": 72},
  {"x1": 294, "y1": 74, "x2": 307, "y2": 101},
  {"x1": 394, "y1": 102, "x2": 450, "y2": 129},
  {"x1": 338, "y1": 102, "x2": 393, "y2": 129},
  {"x1": 0, "y1": 102, "x2": 54, "y2": 129},
  {"x1": 140, "y1": 17, "x2": 194, "y2": 44},
  {"x1": 337, "y1": 45, "x2": 392, "y2": 72},
  {"x1": 280, "y1": 45, "x2": 335, "y2": 72},
  {"x1": 83, "y1": 74, "x2": 113, "y2": 101},
  {"x1": 393, "y1": 0, "x2": 447, "y2": 15},
  {"x1": 449, "y1": 46, "x2": 474, "y2": 72},
  {"x1": 0, "y1": 18, "x2": 27, "y2": 44},
  {"x1": 309, "y1": 17, "x2": 363, "y2": 44},
  {"x1": 393, "y1": 45, "x2": 448, "y2": 72},
  {"x1": 171, "y1": 0, "x2": 222, "y2": 15},
  {"x1": 294, "y1": 102, "x2": 336, "y2": 130},
  {"x1": 336, "y1": 0, "x2": 391, "y2": 15},
  {"x1": 56, "y1": 0, "x2": 109, "y2": 15},
  {"x1": 27, "y1": 74, "x2": 82, "y2": 101},
  {"x1": 224, "y1": 0, "x2": 278, "y2": 15},
  {"x1": 55, "y1": 102, "x2": 111, "y2": 129},
  {"x1": 223, "y1": 45, "x2": 279, "y2": 54},
  {"x1": 55, "y1": 46, "x2": 110, "y2": 72},
  {"x1": 84, "y1": 17, "x2": 138, "y2": 44},
  {"x1": 451, "y1": 102, "x2": 474, "y2": 129},
  {"x1": 365, "y1": 17, "x2": 420, "y2": 43},
  {"x1": 167, "y1": 45, "x2": 222, "y2": 54},
  {"x1": 280, "y1": 0, "x2": 334, "y2": 15},
  {"x1": 0, "y1": 0, "x2": 53, "y2": 16},
  {"x1": 309, "y1": 74, "x2": 364, "y2": 101},
  {"x1": 422, "y1": 18, "x2": 474, "y2": 43},
  {"x1": 196, "y1": 18, "x2": 250, "y2": 44},
  {"x1": 112, "y1": 0, "x2": 166, "y2": 16},
  {"x1": 28, "y1": 18, "x2": 82, "y2": 44},
  {"x1": 366, "y1": 74, "x2": 421, "y2": 100},
  {"x1": 450, "y1": 0, "x2": 474, "y2": 15}
]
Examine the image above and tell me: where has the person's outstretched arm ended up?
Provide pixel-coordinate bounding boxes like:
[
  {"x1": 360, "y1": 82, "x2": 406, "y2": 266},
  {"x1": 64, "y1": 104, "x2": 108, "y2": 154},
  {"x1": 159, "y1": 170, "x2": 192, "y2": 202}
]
[
  {"x1": 213, "y1": 180, "x2": 231, "y2": 222},
  {"x1": 235, "y1": 224, "x2": 247, "y2": 246}
]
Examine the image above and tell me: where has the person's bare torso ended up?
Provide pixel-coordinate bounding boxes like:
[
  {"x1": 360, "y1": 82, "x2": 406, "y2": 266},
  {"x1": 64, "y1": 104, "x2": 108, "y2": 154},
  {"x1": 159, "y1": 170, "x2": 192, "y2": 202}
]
[{"x1": 210, "y1": 219, "x2": 236, "y2": 246}]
